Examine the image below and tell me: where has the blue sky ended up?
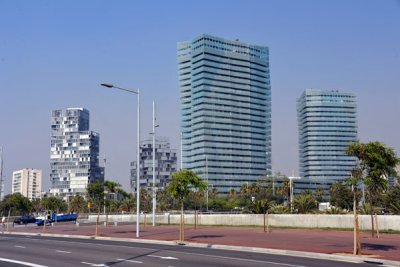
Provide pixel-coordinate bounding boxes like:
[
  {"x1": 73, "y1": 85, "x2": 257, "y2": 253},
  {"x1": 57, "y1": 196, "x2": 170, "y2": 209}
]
[{"x1": 1, "y1": 0, "x2": 399, "y2": 193}]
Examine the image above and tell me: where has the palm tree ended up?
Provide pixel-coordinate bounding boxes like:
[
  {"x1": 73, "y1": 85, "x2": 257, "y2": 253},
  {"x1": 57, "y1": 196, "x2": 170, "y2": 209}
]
[
  {"x1": 269, "y1": 204, "x2": 290, "y2": 214},
  {"x1": 119, "y1": 194, "x2": 135, "y2": 213},
  {"x1": 294, "y1": 193, "x2": 317, "y2": 213}
]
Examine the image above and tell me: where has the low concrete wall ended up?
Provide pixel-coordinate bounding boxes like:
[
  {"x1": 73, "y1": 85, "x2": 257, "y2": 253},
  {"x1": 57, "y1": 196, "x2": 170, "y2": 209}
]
[{"x1": 87, "y1": 214, "x2": 400, "y2": 231}]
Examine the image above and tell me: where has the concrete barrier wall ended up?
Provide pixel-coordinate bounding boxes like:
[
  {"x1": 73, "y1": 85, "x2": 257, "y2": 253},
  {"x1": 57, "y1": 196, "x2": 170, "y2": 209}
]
[{"x1": 87, "y1": 214, "x2": 400, "y2": 231}]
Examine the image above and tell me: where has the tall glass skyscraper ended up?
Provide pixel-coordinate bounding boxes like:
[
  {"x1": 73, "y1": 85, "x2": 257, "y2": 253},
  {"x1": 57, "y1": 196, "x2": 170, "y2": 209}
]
[
  {"x1": 50, "y1": 108, "x2": 104, "y2": 197},
  {"x1": 178, "y1": 34, "x2": 271, "y2": 194},
  {"x1": 297, "y1": 89, "x2": 358, "y2": 182}
]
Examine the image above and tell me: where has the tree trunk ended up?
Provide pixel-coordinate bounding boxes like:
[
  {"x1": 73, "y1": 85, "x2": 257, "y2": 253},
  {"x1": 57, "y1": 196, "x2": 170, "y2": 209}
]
[
  {"x1": 375, "y1": 213, "x2": 379, "y2": 238},
  {"x1": 353, "y1": 191, "x2": 361, "y2": 255},
  {"x1": 195, "y1": 209, "x2": 197, "y2": 230},
  {"x1": 96, "y1": 211, "x2": 99, "y2": 236},
  {"x1": 263, "y1": 210, "x2": 266, "y2": 232},
  {"x1": 370, "y1": 213, "x2": 375, "y2": 238},
  {"x1": 7, "y1": 208, "x2": 11, "y2": 232},
  {"x1": 180, "y1": 201, "x2": 184, "y2": 241},
  {"x1": 43, "y1": 210, "x2": 46, "y2": 233},
  {"x1": 355, "y1": 211, "x2": 361, "y2": 255}
]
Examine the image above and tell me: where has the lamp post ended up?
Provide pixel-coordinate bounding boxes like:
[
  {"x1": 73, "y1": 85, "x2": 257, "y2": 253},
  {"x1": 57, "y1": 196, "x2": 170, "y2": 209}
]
[
  {"x1": 101, "y1": 83, "x2": 141, "y2": 238},
  {"x1": 288, "y1": 176, "x2": 301, "y2": 213},
  {"x1": 150, "y1": 100, "x2": 159, "y2": 227}
]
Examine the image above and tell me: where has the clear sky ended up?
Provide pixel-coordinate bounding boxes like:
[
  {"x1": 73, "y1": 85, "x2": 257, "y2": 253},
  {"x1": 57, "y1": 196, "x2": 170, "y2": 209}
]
[{"x1": 1, "y1": 0, "x2": 399, "y2": 193}]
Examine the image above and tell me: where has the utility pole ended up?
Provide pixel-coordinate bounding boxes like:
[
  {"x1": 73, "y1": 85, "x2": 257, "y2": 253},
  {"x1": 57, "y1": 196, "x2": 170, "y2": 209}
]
[
  {"x1": 103, "y1": 157, "x2": 106, "y2": 215},
  {"x1": 152, "y1": 100, "x2": 159, "y2": 227}
]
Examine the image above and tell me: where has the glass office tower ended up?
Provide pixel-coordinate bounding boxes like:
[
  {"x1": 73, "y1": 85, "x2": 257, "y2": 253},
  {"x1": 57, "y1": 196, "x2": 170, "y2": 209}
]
[
  {"x1": 50, "y1": 108, "x2": 104, "y2": 197},
  {"x1": 178, "y1": 34, "x2": 271, "y2": 194},
  {"x1": 297, "y1": 89, "x2": 358, "y2": 182}
]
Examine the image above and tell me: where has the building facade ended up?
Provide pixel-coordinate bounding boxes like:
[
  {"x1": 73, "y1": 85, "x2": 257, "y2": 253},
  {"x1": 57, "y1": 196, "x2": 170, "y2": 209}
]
[
  {"x1": 389, "y1": 165, "x2": 400, "y2": 188},
  {"x1": 50, "y1": 108, "x2": 104, "y2": 197},
  {"x1": 12, "y1": 168, "x2": 42, "y2": 200},
  {"x1": 178, "y1": 34, "x2": 271, "y2": 194},
  {"x1": 297, "y1": 89, "x2": 358, "y2": 184},
  {"x1": 131, "y1": 137, "x2": 177, "y2": 192}
]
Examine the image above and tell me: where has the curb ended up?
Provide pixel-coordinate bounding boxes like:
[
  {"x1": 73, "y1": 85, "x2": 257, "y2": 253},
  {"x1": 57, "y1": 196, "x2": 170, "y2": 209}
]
[{"x1": 3, "y1": 231, "x2": 400, "y2": 267}]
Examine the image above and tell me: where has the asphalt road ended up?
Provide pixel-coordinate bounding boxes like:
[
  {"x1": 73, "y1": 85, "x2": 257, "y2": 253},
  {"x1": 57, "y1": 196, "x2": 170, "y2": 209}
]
[{"x1": 0, "y1": 234, "x2": 377, "y2": 267}]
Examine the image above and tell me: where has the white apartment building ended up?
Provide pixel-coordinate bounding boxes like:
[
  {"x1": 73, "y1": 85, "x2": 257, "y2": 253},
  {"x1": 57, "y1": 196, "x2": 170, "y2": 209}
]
[{"x1": 12, "y1": 168, "x2": 42, "y2": 200}]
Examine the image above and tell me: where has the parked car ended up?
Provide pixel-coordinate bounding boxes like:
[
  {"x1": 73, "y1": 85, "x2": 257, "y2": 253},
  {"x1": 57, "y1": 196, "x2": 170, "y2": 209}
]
[{"x1": 13, "y1": 215, "x2": 36, "y2": 225}]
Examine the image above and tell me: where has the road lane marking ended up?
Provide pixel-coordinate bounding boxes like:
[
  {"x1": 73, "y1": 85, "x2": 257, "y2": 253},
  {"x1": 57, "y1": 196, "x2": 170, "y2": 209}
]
[
  {"x1": 0, "y1": 257, "x2": 47, "y2": 267},
  {"x1": 27, "y1": 237, "x2": 156, "y2": 252},
  {"x1": 147, "y1": 255, "x2": 178, "y2": 260},
  {"x1": 56, "y1": 250, "x2": 71, "y2": 254},
  {"x1": 18, "y1": 237, "x2": 311, "y2": 267},
  {"x1": 116, "y1": 258, "x2": 143, "y2": 264},
  {"x1": 15, "y1": 245, "x2": 26, "y2": 248},
  {"x1": 81, "y1": 262, "x2": 108, "y2": 267},
  {"x1": 171, "y1": 251, "x2": 308, "y2": 267}
]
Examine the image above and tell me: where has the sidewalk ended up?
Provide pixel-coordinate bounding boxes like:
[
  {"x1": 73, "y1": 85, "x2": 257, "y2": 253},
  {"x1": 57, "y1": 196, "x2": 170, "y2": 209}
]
[{"x1": 7, "y1": 222, "x2": 400, "y2": 262}]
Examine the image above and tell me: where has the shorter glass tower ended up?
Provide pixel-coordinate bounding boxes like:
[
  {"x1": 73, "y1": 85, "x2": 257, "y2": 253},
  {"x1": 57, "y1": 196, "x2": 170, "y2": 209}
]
[
  {"x1": 131, "y1": 136, "x2": 177, "y2": 192},
  {"x1": 50, "y1": 108, "x2": 104, "y2": 197},
  {"x1": 297, "y1": 89, "x2": 358, "y2": 182}
]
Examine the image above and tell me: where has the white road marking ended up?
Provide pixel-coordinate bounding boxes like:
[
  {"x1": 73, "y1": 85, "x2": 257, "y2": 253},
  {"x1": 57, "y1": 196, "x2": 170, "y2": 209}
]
[
  {"x1": 116, "y1": 258, "x2": 143, "y2": 264},
  {"x1": 22, "y1": 237, "x2": 312, "y2": 267},
  {"x1": 56, "y1": 250, "x2": 71, "y2": 253},
  {"x1": 147, "y1": 255, "x2": 178, "y2": 260},
  {"x1": 81, "y1": 262, "x2": 108, "y2": 267},
  {"x1": 171, "y1": 250, "x2": 308, "y2": 267},
  {"x1": 15, "y1": 245, "x2": 26, "y2": 248},
  {"x1": 0, "y1": 257, "x2": 47, "y2": 267}
]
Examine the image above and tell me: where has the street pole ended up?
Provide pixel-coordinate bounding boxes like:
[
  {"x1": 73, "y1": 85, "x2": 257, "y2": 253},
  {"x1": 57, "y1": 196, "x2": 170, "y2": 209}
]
[
  {"x1": 272, "y1": 175, "x2": 275, "y2": 196},
  {"x1": 290, "y1": 178, "x2": 293, "y2": 213},
  {"x1": 103, "y1": 157, "x2": 106, "y2": 215},
  {"x1": 152, "y1": 100, "x2": 156, "y2": 227},
  {"x1": 100, "y1": 83, "x2": 141, "y2": 238},
  {"x1": 136, "y1": 88, "x2": 140, "y2": 238}
]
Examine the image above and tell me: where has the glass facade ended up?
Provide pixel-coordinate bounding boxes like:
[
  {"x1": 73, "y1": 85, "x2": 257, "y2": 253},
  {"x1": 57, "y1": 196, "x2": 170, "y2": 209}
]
[
  {"x1": 130, "y1": 136, "x2": 177, "y2": 191},
  {"x1": 50, "y1": 108, "x2": 104, "y2": 197},
  {"x1": 178, "y1": 34, "x2": 271, "y2": 194},
  {"x1": 297, "y1": 89, "x2": 358, "y2": 182}
]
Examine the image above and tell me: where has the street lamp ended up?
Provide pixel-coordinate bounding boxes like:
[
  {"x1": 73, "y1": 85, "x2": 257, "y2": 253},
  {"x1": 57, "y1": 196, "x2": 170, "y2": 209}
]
[
  {"x1": 101, "y1": 82, "x2": 141, "y2": 238},
  {"x1": 149, "y1": 100, "x2": 159, "y2": 227},
  {"x1": 288, "y1": 176, "x2": 301, "y2": 213}
]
